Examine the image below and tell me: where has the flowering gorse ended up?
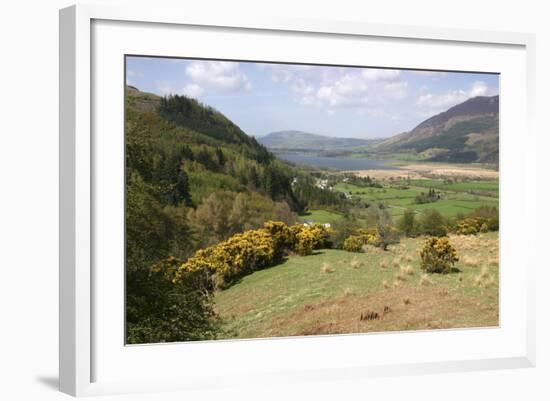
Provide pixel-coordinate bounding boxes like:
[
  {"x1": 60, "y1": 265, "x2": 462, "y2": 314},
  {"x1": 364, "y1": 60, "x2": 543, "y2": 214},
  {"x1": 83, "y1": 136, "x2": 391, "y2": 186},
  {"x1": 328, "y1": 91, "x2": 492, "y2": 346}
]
[
  {"x1": 155, "y1": 221, "x2": 329, "y2": 289},
  {"x1": 419, "y1": 236, "x2": 459, "y2": 274}
]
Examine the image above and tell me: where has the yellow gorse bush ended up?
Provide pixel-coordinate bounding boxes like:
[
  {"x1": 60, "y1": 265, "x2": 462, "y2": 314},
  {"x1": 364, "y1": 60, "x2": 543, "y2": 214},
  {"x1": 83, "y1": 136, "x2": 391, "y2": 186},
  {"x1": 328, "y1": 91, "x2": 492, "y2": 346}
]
[
  {"x1": 162, "y1": 221, "x2": 329, "y2": 289},
  {"x1": 291, "y1": 223, "x2": 329, "y2": 256},
  {"x1": 342, "y1": 228, "x2": 382, "y2": 252},
  {"x1": 342, "y1": 235, "x2": 363, "y2": 252},
  {"x1": 455, "y1": 216, "x2": 496, "y2": 235},
  {"x1": 419, "y1": 236, "x2": 459, "y2": 274}
]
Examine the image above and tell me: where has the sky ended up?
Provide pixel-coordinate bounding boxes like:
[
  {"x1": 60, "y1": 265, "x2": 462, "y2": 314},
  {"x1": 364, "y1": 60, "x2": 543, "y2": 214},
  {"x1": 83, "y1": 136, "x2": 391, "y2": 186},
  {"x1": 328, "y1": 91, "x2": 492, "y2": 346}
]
[{"x1": 126, "y1": 56, "x2": 499, "y2": 139}]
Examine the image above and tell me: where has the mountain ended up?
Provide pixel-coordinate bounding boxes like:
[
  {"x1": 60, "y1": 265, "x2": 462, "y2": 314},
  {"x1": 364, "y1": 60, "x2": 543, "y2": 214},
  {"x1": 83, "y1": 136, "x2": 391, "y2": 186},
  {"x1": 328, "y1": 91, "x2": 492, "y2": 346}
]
[
  {"x1": 258, "y1": 130, "x2": 381, "y2": 152},
  {"x1": 125, "y1": 86, "x2": 343, "y2": 212},
  {"x1": 375, "y1": 95, "x2": 499, "y2": 163}
]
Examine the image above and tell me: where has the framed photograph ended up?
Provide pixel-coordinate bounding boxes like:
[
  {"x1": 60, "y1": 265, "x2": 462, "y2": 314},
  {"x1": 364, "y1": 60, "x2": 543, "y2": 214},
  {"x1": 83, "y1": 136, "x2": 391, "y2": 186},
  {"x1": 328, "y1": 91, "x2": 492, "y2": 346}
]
[{"x1": 59, "y1": 4, "x2": 536, "y2": 396}]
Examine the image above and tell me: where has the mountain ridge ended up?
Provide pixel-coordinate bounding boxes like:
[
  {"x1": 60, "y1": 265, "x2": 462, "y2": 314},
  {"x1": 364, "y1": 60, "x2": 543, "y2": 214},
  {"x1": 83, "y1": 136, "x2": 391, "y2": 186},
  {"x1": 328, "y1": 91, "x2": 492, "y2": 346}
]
[
  {"x1": 258, "y1": 130, "x2": 382, "y2": 151},
  {"x1": 374, "y1": 95, "x2": 499, "y2": 163}
]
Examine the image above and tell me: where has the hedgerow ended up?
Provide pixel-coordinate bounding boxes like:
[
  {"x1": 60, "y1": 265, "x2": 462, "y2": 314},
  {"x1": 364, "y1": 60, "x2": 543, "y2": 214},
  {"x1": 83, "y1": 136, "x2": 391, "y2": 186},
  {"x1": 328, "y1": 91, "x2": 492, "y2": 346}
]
[{"x1": 160, "y1": 221, "x2": 329, "y2": 289}]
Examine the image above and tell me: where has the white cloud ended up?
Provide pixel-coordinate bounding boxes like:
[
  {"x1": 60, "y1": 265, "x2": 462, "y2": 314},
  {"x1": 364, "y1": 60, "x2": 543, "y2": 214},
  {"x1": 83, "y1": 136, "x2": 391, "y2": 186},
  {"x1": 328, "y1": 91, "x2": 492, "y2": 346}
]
[
  {"x1": 468, "y1": 81, "x2": 491, "y2": 97},
  {"x1": 261, "y1": 65, "x2": 410, "y2": 113},
  {"x1": 362, "y1": 69, "x2": 401, "y2": 82},
  {"x1": 184, "y1": 61, "x2": 251, "y2": 95},
  {"x1": 416, "y1": 81, "x2": 497, "y2": 113},
  {"x1": 316, "y1": 73, "x2": 369, "y2": 108},
  {"x1": 384, "y1": 81, "x2": 408, "y2": 99},
  {"x1": 182, "y1": 83, "x2": 204, "y2": 98},
  {"x1": 270, "y1": 67, "x2": 295, "y2": 83},
  {"x1": 290, "y1": 78, "x2": 316, "y2": 105},
  {"x1": 126, "y1": 69, "x2": 135, "y2": 85},
  {"x1": 155, "y1": 80, "x2": 175, "y2": 95}
]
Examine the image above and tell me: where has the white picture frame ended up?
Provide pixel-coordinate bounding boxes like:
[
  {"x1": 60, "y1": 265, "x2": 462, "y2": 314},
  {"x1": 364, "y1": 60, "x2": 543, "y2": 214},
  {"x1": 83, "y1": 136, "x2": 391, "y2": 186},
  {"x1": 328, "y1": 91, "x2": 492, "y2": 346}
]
[{"x1": 59, "y1": 4, "x2": 536, "y2": 397}]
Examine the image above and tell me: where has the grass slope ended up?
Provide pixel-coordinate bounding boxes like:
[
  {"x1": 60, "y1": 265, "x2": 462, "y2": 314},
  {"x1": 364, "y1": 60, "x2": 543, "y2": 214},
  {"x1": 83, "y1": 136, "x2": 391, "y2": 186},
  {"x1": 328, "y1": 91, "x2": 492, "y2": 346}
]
[
  {"x1": 214, "y1": 233, "x2": 499, "y2": 339},
  {"x1": 299, "y1": 209, "x2": 343, "y2": 224}
]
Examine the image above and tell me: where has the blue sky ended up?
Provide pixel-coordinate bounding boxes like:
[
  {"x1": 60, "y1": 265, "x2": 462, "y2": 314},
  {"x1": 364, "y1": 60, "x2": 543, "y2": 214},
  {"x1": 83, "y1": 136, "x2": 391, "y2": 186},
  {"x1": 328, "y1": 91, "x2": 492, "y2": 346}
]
[{"x1": 126, "y1": 56, "x2": 499, "y2": 139}]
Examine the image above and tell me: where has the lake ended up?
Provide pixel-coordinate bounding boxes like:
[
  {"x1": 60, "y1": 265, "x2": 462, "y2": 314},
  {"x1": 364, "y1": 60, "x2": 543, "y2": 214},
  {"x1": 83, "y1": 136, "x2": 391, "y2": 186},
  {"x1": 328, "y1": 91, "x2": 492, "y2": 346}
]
[{"x1": 275, "y1": 152, "x2": 399, "y2": 171}]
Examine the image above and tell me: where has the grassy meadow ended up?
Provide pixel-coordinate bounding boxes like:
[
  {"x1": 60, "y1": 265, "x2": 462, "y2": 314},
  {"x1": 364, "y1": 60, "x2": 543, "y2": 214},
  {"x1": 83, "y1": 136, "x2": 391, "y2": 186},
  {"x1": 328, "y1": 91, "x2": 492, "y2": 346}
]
[
  {"x1": 215, "y1": 232, "x2": 499, "y2": 339},
  {"x1": 333, "y1": 178, "x2": 498, "y2": 220},
  {"x1": 299, "y1": 209, "x2": 344, "y2": 224}
]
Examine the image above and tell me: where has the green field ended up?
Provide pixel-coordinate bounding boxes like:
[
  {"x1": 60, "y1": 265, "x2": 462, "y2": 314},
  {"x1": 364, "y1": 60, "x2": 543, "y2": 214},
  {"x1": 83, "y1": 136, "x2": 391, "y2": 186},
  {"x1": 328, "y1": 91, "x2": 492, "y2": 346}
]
[
  {"x1": 214, "y1": 233, "x2": 499, "y2": 339},
  {"x1": 299, "y1": 209, "x2": 343, "y2": 224},
  {"x1": 333, "y1": 179, "x2": 498, "y2": 219},
  {"x1": 409, "y1": 179, "x2": 499, "y2": 196}
]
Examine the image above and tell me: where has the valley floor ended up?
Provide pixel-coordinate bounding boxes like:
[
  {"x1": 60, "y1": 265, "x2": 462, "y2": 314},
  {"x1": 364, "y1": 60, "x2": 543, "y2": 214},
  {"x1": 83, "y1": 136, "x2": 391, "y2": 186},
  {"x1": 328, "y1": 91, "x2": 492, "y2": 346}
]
[
  {"x1": 214, "y1": 232, "x2": 499, "y2": 339},
  {"x1": 345, "y1": 162, "x2": 498, "y2": 181}
]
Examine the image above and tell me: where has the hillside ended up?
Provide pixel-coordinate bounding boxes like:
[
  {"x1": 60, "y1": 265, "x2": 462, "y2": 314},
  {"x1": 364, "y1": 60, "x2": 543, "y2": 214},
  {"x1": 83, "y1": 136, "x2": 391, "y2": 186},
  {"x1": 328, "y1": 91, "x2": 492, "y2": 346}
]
[
  {"x1": 215, "y1": 233, "x2": 499, "y2": 339},
  {"x1": 258, "y1": 130, "x2": 381, "y2": 152},
  {"x1": 375, "y1": 96, "x2": 499, "y2": 163}
]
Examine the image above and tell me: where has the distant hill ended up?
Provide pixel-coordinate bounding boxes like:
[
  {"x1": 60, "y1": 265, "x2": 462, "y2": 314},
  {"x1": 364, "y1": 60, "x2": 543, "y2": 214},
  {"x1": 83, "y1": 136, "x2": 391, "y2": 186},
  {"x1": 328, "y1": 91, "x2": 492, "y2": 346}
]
[
  {"x1": 258, "y1": 130, "x2": 381, "y2": 152},
  {"x1": 375, "y1": 96, "x2": 499, "y2": 163}
]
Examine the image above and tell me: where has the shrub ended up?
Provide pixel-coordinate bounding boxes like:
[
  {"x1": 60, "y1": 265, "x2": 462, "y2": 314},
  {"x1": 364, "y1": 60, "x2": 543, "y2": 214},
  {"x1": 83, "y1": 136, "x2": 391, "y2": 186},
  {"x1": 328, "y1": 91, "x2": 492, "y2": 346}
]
[
  {"x1": 290, "y1": 223, "x2": 330, "y2": 256},
  {"x1": 375, "y1": 224, "x2": 400, "y2": 250},
  {"x1": 263, "y1": 220, "x2": 293, "y2": 259},
  {"x1": 420, "y1": 237, "x2": 459, "y2": 274},
  {"x1": 456, "y1": 218, "x2": 480, "y2": 235},
  {"x1": 469, "y1": 206, "x2": 499, "y2": 231},
  {"x1": 329, "y1": 217, "x2": 361, "y2": 249},
  {"x1": 343, "y1": 235, "x2": 364, "y2": 252},
  {"x1": 419, "y1": 209, "x2": 448, "y2": 237},
  {"x1": 128, "y1": 261, "x2": 219, "y2": 344},
  {"x1": 414, "y1": 188, "x2": 439, "y2": 204},
  {"x1": 398, "y1": 208, "x2": 418, "y2": 237},
  {"x1": 356, "y1": 228, "x2": 379, "y2": 246},
  {"x1": 455, "y1": 216, "x2": 495, "y2": 235},
  {"x1": 172, "y1": 221, "x2": 329, "y2": 288}
]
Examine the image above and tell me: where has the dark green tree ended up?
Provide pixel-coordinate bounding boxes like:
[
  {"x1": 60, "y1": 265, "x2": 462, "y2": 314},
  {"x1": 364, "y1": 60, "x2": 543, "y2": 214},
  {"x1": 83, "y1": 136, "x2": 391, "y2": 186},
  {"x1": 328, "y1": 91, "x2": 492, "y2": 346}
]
[{"x1": 398, "y1": 208, "x2": 417, "y2": 237}]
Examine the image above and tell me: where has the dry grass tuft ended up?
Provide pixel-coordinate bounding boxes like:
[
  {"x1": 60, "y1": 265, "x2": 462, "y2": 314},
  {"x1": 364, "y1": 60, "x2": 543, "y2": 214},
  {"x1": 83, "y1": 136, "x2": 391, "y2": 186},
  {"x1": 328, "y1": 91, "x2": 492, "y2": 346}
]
[
  {"x1": 463, "y1": 255, "x2": 479, "y2": 268},
  {"x1": 480, "y1": 274, "x2": 496, "y2": 288},
  {"x1": 350, "y1": 257, "x2": 362, "y2": 270},
  {"x1": 405, "y1": 254, "x2": 414, "y2": 262},
  {"x1": 403, "y1": 297, "x2": 411, "y2": 305},
  {"x1": 379, "y1": 260, "x2": 388, "y2": 269},
  {"x1": 343, "y1": 287, "x2": 354, "y2": 297},
  {"x1": 400, "y1": 264, "x2": 415, "y2": 276},
  {"x1": 419, "y1": 274, "x2": 434, "y2": 286},
  {"x1": 395, "y1": 271, "x2": 407, "y2": 282},
  {"x1": 321, "y1": 263, "x2": 334, "y2": 274},
  {"x1": 360, "y1": 310, "x2": 380, "y2": 321},
  {"x1": 393, "y1": 280, "x2": 400, "y2": 288},
  {"x1": 392, "y1": 259, "x2": 401, "y2": 268},
  {"x1": 488, "y1": 257, "x2": 499, "y2": 267},
  {"x1": 382, "y1": 280, "x2": 390, "y2": 289},
  {"x1": 474, "y1": 266, "x2": 496, "y2": 288}
]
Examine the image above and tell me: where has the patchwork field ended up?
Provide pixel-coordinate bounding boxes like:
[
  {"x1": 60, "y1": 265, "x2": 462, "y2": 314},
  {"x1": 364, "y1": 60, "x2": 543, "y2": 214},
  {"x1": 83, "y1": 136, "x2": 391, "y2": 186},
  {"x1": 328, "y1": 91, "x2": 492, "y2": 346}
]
[
  {"x1": 333, "y1": 179, "x2": 498, "y2": 219},
  {"x1": 214, "y1": 232, "x2": 499, "y2": 339}
]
